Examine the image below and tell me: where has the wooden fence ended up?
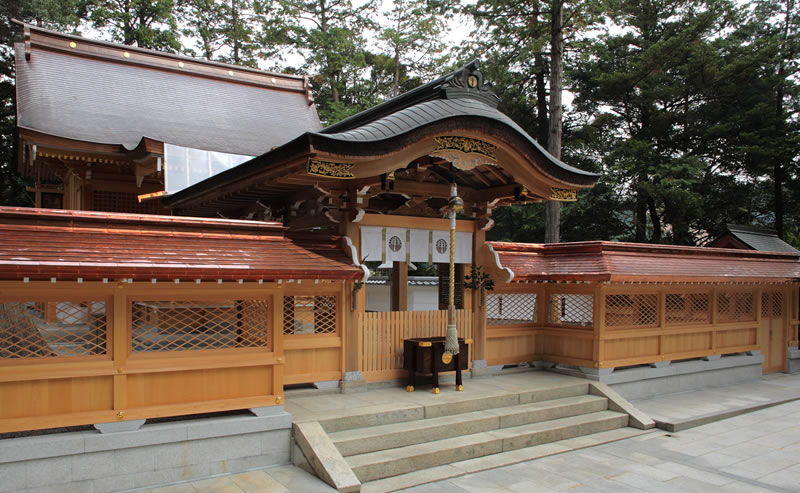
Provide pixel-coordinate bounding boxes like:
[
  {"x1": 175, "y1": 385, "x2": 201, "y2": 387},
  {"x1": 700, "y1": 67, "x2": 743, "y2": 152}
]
[
  {"x1": 360, "y1": 309, "x2": 473, "y2": 382},
  {"x1": 485, "y1": 282, "x2": 797, "y2": 373},
  {"x1": 0, "y1": 281, "x2": 284, "y2": 434}
]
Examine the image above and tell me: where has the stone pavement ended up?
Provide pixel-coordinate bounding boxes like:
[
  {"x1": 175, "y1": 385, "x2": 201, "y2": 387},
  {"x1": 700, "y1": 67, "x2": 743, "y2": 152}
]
[
  {"x1": 140, "y1": 372, "x2": 800, "y2": 493},
  {"x1": 631, "y1": 372, "x2": 800, "y2": 432}
]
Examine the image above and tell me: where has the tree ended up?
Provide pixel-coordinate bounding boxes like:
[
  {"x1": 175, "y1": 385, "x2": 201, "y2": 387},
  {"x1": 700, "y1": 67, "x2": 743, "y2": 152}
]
[
  {"x1": 378, "y1": 0, "x2": 448, "y2": 98},
  {"x1": 468, "y1": 0, "x2": 609, "y2": 243},
  {"x1": 269, "y1": 0, "x2": 377, "y2": 123},
  {"x1": 570, "y1": 0, "x2": 745, "y2": 244},
  {"x1": 181, "y1": 0, "x2": 227, "y2": 60},
  {"x1": 85, "y1": 0, "x2": 181, "y2": 51}
]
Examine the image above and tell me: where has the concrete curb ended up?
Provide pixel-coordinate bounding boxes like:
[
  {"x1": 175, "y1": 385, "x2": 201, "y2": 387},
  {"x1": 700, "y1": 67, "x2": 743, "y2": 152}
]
[{"x1": 654, "y1": 394, "x2": 800, "y2": 432}]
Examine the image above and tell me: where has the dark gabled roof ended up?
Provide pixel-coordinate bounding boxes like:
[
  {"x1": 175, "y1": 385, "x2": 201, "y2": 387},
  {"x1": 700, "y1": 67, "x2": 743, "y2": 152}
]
[
  {"x1": 14, "y1": 23, "x2": 321, "y2": 155},
  {"x1": 0, "y1": 207, "x2": 363, "y2": 281},
  {"x1": 709, "y1": 224, "x2": 800, "y2": 254},
  {"x1": 163, "y1": 61, "x2": 600, "y2": 211}
]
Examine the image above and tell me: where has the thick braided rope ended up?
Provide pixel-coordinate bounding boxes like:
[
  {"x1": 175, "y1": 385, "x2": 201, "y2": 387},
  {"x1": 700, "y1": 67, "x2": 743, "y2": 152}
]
[{"x1": 445, "y1": 186, "x2": 459, "y2": 355}]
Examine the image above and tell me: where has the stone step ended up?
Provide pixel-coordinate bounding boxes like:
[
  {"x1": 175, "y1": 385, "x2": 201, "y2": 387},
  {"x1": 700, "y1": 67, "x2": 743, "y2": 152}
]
[
  {"x1": 360, "y1": 427, "x2": 652, "y2": 493},
  {"x1": 330, "y1": 394, "x2": 609, "y2": 457},
  {"x1": 347, "y1": 410, "x2": 628, "y2": 483},
  {"x1": 317, "y1": 381, "x2": 590, "y2": 433}
]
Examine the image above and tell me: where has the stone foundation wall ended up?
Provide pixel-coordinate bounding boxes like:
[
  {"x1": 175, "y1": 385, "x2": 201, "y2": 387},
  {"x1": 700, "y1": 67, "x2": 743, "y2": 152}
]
[
  {"x1": 553, "y1": 353, "x2": 764, "y2": 401},
  {"x1": 0, "y1": 410, "x2": 291, "y2": 493}
]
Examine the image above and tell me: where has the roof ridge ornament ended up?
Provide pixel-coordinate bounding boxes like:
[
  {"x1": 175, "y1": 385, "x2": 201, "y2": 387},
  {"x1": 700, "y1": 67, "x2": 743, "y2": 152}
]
[{"x1": 440, "y1": 60, "x2": 501, "y2": 107}]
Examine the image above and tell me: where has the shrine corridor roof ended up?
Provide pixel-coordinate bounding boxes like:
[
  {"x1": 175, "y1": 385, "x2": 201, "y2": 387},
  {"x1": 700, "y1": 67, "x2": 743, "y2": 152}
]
[
  {"x1": 490, "y1": 241, "x2": 800, "y2": 283},
  {"x1": 0, "y1": 207, "x2": 362, "y2": 282}
]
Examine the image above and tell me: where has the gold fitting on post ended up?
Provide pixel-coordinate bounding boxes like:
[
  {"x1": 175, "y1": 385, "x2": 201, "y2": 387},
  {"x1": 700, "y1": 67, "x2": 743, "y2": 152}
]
[
  {"x1": 405, "y1": 385, "x2": 414, "y2": 392},
  {"x1": 277, "y1": 357, "x2": 284, "y2": 363},
  {"x1": 465, "y1": 339, "x2": 473, "y2": 344},
  {"x1": 116, "y1": 411, "x2": 124, "y2": 420},
  {"x1": 432, "y1": 387, "x2": 440, "y2": 394},
  {"x1": 419, "y1": 341, "x2": 432, "y2": 347},
  {"x1": 457, "y1": 385, "x2": 464, "y2": 392},
  {"x1": 275, "y1": 395, "x2": 284, "y2": 404}
]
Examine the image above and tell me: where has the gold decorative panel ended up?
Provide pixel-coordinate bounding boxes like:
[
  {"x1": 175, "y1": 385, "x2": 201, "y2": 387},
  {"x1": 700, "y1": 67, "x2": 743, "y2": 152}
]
[{"x1": 306, "y1": 158, "x2": 355, "y2": 179}]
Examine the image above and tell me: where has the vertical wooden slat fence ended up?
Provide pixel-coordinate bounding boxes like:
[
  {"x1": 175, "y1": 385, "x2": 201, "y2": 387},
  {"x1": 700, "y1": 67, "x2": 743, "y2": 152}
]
[{"x1": 360, "y1": 309, "x2": 473, "y2": 382}]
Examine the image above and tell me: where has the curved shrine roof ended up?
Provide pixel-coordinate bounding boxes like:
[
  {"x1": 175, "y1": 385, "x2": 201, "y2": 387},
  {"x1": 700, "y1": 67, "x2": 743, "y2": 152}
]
[
  {"x1": 489, "y1": 241, "x2": 800, "y2": 283},
  {"x1": 0, "y1": 207, "x2": 362, "y2": 282}
]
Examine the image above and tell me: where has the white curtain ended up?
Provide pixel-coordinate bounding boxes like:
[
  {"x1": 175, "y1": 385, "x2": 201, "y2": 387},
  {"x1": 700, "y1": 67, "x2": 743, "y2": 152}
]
[{"x1": 361, "y1": 226, "x2": 472, "y2": 264}]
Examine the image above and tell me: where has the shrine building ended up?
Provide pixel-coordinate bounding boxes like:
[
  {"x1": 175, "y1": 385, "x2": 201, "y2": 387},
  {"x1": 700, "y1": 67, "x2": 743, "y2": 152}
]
[{"x1": 1, "y1": 22, "x2": 798, "y2": 492}]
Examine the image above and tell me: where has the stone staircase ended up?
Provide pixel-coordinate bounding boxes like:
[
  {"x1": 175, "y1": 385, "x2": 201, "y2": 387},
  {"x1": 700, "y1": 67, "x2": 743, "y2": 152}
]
[{"x1": 293, "y1": 380, "x2": 655, "y2": 492}]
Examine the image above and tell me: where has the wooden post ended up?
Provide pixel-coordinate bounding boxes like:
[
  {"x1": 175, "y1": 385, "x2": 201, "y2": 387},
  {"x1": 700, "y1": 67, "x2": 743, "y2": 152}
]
[
  {"x1": 391, "y1": 262, "x2": 408, "y2": 311},
  {"x1": 472, "y1": 226, "x2": 487, "y2": 361},
  {"x1": 339, "y1": 215, "x2": 364, "y2": 375},
  {"x1": 594, "y1": 283, "x2": 605, "y2": 368},
  {"x1": 112, "y1": 283, "x2": 128, "y2": 413}
]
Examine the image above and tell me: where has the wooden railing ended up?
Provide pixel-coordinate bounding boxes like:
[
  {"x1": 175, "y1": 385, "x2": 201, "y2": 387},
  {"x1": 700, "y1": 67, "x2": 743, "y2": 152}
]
[{"x1": 360, "y1": 309, "x2": 473, "y2": 382}]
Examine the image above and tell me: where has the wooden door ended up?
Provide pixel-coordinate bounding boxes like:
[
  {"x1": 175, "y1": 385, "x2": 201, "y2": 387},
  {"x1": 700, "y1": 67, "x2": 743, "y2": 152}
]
[{"x1": 760, "y1": 290, "x2": 786, "y2": 373}]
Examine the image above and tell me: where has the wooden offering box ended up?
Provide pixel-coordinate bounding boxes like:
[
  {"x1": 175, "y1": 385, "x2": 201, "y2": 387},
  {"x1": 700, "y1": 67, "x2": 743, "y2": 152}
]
[{"x1": 403, "y1": 337, "x2": 469, "y2": 393}]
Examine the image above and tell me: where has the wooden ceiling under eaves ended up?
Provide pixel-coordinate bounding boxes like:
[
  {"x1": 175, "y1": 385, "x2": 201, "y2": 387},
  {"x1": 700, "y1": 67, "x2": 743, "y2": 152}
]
[{"x1": 175, "y1": 154, "x2": 528, "y2": 228}]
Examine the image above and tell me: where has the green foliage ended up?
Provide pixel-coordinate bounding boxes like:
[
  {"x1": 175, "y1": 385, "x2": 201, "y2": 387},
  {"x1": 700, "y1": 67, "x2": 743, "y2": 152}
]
[
  {"x1": 464, "y1": 265, "x2": 494, "y2": 292},
  {"x1": 84, "y1": 0, "x2": 181, "y2": 51},
  {"x1": 379, "y1": 0, "x2": 449, "y2": 97}
]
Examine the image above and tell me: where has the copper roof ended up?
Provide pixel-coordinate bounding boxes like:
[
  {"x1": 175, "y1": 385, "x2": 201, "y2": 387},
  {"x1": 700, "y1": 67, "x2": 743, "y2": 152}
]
[
  {"x1": 0, "y1": 207, "x2": 362, "y2": 281},
  {"x1": 489, "y1": 241, "x2": 800, "y2": 283},
  {"x1": 14, "y1": 23, "x2": 320, "y2": 156}
]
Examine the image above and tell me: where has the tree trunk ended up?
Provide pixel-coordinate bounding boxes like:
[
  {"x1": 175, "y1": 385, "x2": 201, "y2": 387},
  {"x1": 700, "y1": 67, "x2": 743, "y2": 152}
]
[
  {"x1": 647, "y1": 196, "x2": 661, "y2": 242},
  {"x1": 232, "y1": 0, "x2": 241, "y2": 64},
  {"x1": 544, "y1": 0, "x2": 563, "y2": 244},
  {"x1": 535, "y1": 53, "x2": 548, "y2": 147}
]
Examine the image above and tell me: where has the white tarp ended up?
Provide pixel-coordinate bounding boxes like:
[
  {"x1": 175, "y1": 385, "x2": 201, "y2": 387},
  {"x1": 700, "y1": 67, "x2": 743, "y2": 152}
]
[
  {"x1": 361, "y1": 226, "x2": 472, "y2": 264},
  {"x1": 164, "y1": 143, "x2": 253, "y2": 194}
]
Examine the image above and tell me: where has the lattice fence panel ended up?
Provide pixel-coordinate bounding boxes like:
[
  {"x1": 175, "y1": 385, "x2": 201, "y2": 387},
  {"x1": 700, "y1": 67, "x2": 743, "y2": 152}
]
[
  {"x1": 665, "y1": 293, "x2": 710, "y2": 325},
  {"x1": 762, "y1": 291, "x2": 784, "y2": 318},
  {"x1": 131, "y1": 300, "x2": 270, "y2": 352},
  {"x1": 717, "y1": 291, "x2": 755, "y2": 322},
  {"x1": 0, "y1": 301, "x2": 107, "y2": 359},
  {"x1": 605, "y1": 294, "x2": 658, "y2": 328},
  {"x1": 486, "y1": 293, "x2": 537, "y2": 325},
  {"x1": 548, "y1": 293, "x2": 593, "y2": 327},
  {"x1": 283, "y1": 295, "x2": 337, "y2": 336}
]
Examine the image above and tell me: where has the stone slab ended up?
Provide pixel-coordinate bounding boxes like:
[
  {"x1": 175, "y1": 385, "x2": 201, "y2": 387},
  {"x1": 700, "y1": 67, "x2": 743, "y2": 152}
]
[
  {"x1": 589, "y1": 382, "x2": 656, "y2": 430},
  {"x1": 293, "y1": 421, "x2": 360, "y2": 493}
]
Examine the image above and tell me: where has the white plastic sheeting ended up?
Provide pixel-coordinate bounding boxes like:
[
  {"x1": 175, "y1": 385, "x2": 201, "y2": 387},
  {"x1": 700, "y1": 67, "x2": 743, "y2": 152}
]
[{"x1": 164, "y1": 143, "x2": 253, "y2": 194}]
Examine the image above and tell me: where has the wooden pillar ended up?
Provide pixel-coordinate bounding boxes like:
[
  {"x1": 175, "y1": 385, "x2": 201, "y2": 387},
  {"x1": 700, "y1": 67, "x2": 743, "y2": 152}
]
[
  {"x1": 391, "y1": 262, "x2": 408, "y2": 311},
  {"x1": 594, "y1": 283, "x2": 605, "y2": 369},
  {"x1": 339, "y1": 216, "x2": 364, "y2": 374},
  {"x1": 472, "y1": 226, "x2": 487, "y2": 361},
  {"x1": 112, "y1": 284, "x2": 128, "y2": 414}
]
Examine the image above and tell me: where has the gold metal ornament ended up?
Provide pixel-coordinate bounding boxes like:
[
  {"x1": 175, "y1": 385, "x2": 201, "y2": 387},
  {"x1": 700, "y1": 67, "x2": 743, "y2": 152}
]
[
  {"x1": 549, "y1": 187, "x2": 578, "y2": 202},
  {"x1": 429, "y1": 136, "x2": 498, "y2": 170},
  {"x1": 406, "y1": 385, "x2": 414, "y2": 392},
  {"x1": 441, "y1": 352, "x2": 453, "y2": 365},
  {"x1": 432, "y1": 387, "x2": 440, "y2": 394},
  {"x1": 448, "y1": 195, "x2": 464, "y2": 214},
  {"x1": 433, "y1": 136, "x2": 497, "y2": 160},
  {"x1": 456, "y1": 385, "x2": 464, "y2": 392},
  {"x1": 307, "y1": 158, "x2": 355, "y2": 179}
]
